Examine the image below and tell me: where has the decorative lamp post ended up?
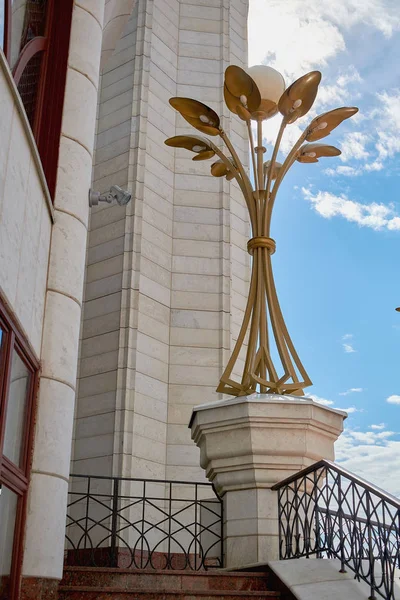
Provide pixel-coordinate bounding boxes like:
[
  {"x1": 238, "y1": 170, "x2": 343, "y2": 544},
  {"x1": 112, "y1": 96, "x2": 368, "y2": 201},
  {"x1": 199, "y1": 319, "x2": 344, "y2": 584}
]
[{"x1": 166, "y1": 66, "x2": 358, "y2": 398}]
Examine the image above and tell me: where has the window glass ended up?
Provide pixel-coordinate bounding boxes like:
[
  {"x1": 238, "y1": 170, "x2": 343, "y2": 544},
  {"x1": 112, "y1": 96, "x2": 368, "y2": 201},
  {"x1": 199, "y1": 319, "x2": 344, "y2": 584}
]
[
  {"x1": 0, "y1": 485, "x2": 18, "y2": 579},
  {"x1": 10, "y1": 0, "x2": 47, "y2": 68},
  {"x1": 0, "y1": 326, "x2": 5, "y2": 383},
  {"x1": 3, "y1": 349, "x2": 30, "y2": 467}
]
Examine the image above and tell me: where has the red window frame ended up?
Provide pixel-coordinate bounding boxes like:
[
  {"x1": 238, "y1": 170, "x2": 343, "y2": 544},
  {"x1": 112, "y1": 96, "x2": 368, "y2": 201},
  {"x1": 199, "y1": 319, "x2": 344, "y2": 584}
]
[
  {"x1": 0, "y1": 295, "x2": 40, "y2": 600},
  {"x1": 1, "y1": 0, "x2": 74, "y2": 199}
]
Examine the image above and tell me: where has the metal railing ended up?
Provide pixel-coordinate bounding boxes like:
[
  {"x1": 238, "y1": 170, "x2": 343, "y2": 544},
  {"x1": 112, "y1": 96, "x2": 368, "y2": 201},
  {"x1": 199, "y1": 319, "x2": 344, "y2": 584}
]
[
  {"x1": 272, "y1": 460, "x2": 400, "y2": 600},
  {"x1": 65, "y1": 474, "x2": 223, "y2": 571}
]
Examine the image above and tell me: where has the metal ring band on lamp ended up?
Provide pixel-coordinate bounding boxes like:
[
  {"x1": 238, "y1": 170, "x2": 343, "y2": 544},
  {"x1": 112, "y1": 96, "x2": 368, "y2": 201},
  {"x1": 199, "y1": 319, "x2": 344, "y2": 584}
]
[{"x1": 247, "y1": 236, "x2": 276, "y2": 255}]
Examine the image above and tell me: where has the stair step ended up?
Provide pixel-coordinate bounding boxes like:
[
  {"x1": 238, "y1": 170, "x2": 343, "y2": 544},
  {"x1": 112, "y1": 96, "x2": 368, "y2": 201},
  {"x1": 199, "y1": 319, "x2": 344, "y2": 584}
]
[
  {"x1": 61, "y1": 568, "x2": 271, "y2": 591},
  {"x1": 58, "y1": 586, "x2": 280, "y2": 599}
]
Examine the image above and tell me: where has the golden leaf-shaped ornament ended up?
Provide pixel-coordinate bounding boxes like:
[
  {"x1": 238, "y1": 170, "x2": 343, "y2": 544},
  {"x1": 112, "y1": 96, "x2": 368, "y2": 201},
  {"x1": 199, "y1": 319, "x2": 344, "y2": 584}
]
[
  {"x1": 165, "y1": 135, "x2": 216, "y2": 160},
  {"x1": 297, "y1": 143, "x2": 341, "y2": 163},
  {"x1": 211, "y1": 159, "x2": 235, "y2": 179},
  {"x1": 192, "y1": 150, "x2": 215, "y2": 161},
  {"x1": 306, "y1": 107, "x2": 359, "y2": 141},
  {"x1": 279, "y1": 71, "x2": 321, "y2": 124},
  {"x1": 264, "y1": 160, "x2": 282, "y2": 180},
  {"x1": 224, "y1": 66, "x2": 261, "y2": 116},
  {"x1": 169, "y1": 98, "x2": 220, "y2": 136}
]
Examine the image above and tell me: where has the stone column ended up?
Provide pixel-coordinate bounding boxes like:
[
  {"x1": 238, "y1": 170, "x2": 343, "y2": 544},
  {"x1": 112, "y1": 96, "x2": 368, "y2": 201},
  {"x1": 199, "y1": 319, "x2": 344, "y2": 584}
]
[
  {"x1": 190, "y1": 394, "x2": 346, "y2": 568},
  {"x1": 72, "y1": 0, "x2": 251, "y2": 486},
  {"x1": 21, "y1": 2, "x2": 105, "y2": 597}
]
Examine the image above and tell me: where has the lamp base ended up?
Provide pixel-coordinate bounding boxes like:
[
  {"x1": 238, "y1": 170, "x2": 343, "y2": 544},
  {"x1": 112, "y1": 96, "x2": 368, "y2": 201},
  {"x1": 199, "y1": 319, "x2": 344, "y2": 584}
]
[{"x1": 190, "y1": 393, "x2": 346, "y2": 567}]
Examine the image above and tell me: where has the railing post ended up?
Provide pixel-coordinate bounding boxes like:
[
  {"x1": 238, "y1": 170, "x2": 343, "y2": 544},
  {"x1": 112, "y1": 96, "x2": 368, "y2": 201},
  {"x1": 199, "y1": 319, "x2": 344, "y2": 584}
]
[
  {"x1": 313, "y1": 469, "x2": 322, "y2": 558},
  {"x1": 397, "y1": 509, "x2": 400, "y2": 570},
  {"x1": 110, "y1": 477, "x2": 119, "y2": 568},
  {"x1": 294, "y1": 477, "x2": 300, "y2": 557},
  {"x1": 220, "y1": 488, "x2": 224, "y2": 568},
  {"x1": 277, "y1": 488, "x2": 283, "y2": 560},
  {"x1": 84, "y1": 477, "x2": 90, "y2": 565},
  {"x1": 141, "y1": 480, "x2": 146, "y2": 568},
  {"x1": 194, "y1": 483, "x2": 198, "y2": 570},
  {"x1": 366, "y1": 491, "x2": 376, "y2": 600},
  {"x1": 337, "y1": 473, "x2": 346, "y2": 573},
  {"x1": 167, "y1": 482, "x2": 172, "y2": 569}
]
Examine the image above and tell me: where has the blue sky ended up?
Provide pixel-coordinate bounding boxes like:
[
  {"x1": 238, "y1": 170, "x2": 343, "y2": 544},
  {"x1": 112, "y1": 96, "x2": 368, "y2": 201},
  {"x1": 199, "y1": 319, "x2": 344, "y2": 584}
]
[{"x1": 248, "y1": 0, "x2": 400, "y2": 495}]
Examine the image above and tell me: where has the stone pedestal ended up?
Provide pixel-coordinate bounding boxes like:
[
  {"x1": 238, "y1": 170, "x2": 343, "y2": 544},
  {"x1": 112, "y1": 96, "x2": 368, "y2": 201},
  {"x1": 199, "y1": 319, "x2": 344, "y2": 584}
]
[{"x1": 190, "y1": 394, "x2": 346, "y2": 568}]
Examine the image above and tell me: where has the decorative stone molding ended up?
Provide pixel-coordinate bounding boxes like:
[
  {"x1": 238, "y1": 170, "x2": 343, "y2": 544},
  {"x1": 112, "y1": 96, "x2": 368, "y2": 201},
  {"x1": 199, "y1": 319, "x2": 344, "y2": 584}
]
[{"x1": 190, "y1": 394, "x2": 346, "y2": 568}]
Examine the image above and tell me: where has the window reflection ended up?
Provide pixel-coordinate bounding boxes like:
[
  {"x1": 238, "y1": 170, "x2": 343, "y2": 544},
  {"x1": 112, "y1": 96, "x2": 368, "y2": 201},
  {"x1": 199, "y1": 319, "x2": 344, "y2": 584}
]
[
  {"x1": 0, "y1": 326, "x2": 5, "y2": 381},
  {"x1": 10, "y1": 0, "x2": 29, "y2": 68},
  {"x1": 3, "y1": 350, "x2": 30, "y2": 467},
  {"x1": 10, "y1": 0, "x2": 47, "y2": 69},
  {"x1": 0, "y1": 486, "x2": 18, "y2": 581}
]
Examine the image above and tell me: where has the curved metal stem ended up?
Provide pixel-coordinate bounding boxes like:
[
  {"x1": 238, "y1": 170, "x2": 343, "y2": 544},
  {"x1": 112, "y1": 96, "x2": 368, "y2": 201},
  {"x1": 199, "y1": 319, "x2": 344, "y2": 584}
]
[
  {"x1": 265, "y1": 127, "x2": 308, "y2": 236},
  {"x1": 208, "y1": 141, "x2": 256, "y2": 233},
  {"x1": 247, "y1": 119, "x2": 258, "y2": 192},
  {"x1": 263, "y1": 118, "x2": 286, "y2": 234},
  {"x1": 219, "y1": 130, "x2": 257, "y2": 232}
]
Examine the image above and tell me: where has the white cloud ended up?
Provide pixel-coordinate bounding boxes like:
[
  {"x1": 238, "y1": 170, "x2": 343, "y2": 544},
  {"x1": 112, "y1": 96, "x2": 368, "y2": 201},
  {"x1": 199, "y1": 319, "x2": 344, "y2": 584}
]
[
  {"x1": 305, "y1": 393, "x2": 360, "y2": 415},
  {"x1": 305, "y1": 393, "x2": 333, "y2": 406},
  {"x1": 387, "y1": 395, "x2": 400, "y2": 405},
  {"x1": 261, "y1": 116, "x2": 304, "y2": 155},
  {"x1": 325, "y1": 165, "x2": 362, "y2": 177},
  {"x1": 364, "y1": 160, "x2": 383, "y2": 172},
  {"x1": 302, "y1": 187, "x2": 400, "y2": 231},
  {"x1": 339, "y1": 388, "x2": 364, "y2": 396},
  {"x1": 248, "y1": 1, "x2": 345, "y2": 78},
  {"x1": 373, "y1": 91, "x2": 400, "y2": 162},
  {"x1": 337, "y1": 406, "x2": 359, "y2": 414},
  {"x1": 248, "y1": 0, "x2": 400, "y2": 76},
  {"x1": 339, "y1": 132, "x2": 370, "y2": 162},
  {"x1": 247, "y1": 2, "x2": 400, "y2": 176},
  {"x1": 315, "y1": 66, "x2": 362, "y2": 109},
  {"x1": 341, "y1": 333, "x2": 356, "y2": 353},
  {"x1": 336, "y1": 427, "x2": 400, "y2": 498},
  {"x1": 370, "y1": 423, "x2": 386, "y2": 430},
  {"x1": 343, "y1": 343, "x2": 356, "y2": 353}
]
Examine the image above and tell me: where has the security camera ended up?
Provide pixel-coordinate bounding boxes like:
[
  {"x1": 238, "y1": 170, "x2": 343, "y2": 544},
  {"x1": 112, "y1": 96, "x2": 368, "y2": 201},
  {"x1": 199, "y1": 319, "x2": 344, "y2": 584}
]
[{"x1": 89, "y1": 185, "x2": 132, "y2": 207}]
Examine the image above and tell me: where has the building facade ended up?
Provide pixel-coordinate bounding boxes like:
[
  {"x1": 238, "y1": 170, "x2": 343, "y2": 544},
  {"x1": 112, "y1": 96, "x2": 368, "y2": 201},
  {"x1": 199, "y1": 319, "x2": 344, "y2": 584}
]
[{"x1": 0, "y1": 0, "x2": 250, "y2": 597}]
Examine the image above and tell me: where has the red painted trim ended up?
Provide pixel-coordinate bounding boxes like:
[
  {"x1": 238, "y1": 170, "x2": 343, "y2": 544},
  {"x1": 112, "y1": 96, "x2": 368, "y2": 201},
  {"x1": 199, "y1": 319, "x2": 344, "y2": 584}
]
[
  {"x1": 1, "y1": 458, "x2": 28, "y2": 494},
  {"x1": 0, "y1": 292, "x2": 40, "y2": 600},
  {"x1": 11, "y1": 494, "x2": 26, "y2": 600},
  {"x1": 0, "y1": 328, "x2": 14, "y2": 459},
  {"x1": 35, "y1": 0, "x2": 75, "y2": 198},
  {"x1": 12, "y1": 36, "x2": 47, "y2": 84},
  {"x1": 3, "y1": 0, "x2": 11, "y2": 60},
  {"x1": 0, "y1": 295, "x2": 40, "y2": 371}
]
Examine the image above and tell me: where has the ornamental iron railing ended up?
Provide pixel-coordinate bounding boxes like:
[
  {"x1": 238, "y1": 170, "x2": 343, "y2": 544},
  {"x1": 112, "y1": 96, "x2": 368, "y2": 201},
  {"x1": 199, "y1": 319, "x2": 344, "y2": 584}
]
[
  {"x1": 272, "y1": 459, "x2": 400, "y2": 600},
  {"x1": 65, "y1": 474, "x2": 223, "y2": 571}
]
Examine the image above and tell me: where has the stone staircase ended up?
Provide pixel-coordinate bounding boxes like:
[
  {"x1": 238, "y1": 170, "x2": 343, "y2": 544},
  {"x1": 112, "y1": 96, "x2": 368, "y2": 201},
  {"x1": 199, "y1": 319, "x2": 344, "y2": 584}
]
[{"x1": 59, "y1": 567, "x2": 282, "y2": 599}]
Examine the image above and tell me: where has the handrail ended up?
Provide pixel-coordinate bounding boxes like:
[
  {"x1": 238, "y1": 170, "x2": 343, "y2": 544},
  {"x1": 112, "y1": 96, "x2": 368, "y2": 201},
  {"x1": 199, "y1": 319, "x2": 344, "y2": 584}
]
[
  {"x1": 272, "y1": 458, "x2": 400, "y2": 508},
  {"x1": 71, "y1": 472, "x2": 218, "y2": 488},
  {"x1": 274, "y1": 460, "x2": 400, "y2": 600},
  {"x1": 318, "y1": 506, "x2": 400, "y2": 534},
  {"x1": 65, "y1": 474, "x2": 223, "y2": 571}
]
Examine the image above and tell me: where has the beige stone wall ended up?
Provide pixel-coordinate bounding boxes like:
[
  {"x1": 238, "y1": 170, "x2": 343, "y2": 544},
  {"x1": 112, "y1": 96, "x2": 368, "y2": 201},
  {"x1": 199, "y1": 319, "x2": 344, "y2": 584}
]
[
  {"x1": 73, "y1": 0, "x2": 250, "y2": 483},
  {"x1": 0, "y1": 52, "x2": 53, "y2": 356},
  {"x1": 167, "y1": 0, "x2": 250, "y2": 481}
]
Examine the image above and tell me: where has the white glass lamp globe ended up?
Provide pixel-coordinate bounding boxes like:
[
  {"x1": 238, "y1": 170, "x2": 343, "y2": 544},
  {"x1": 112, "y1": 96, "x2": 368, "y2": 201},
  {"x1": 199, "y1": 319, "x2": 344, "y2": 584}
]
[{"x1": 247, "y1": 65, "x2": 285, "y2": 120}]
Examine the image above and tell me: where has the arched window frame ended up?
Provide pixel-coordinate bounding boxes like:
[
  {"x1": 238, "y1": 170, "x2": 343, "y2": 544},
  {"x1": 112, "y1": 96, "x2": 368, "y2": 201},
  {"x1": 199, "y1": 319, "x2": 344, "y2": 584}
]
[{"x1": 1, "y1": 0, "x2": 74, "y2": 199}]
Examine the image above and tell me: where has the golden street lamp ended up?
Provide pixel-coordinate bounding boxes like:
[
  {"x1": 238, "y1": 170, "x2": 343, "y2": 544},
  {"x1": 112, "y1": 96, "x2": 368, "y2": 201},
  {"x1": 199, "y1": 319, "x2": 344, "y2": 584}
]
[{"x1": 165, "y1": 65, "x2": 358, "y2": 397}]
